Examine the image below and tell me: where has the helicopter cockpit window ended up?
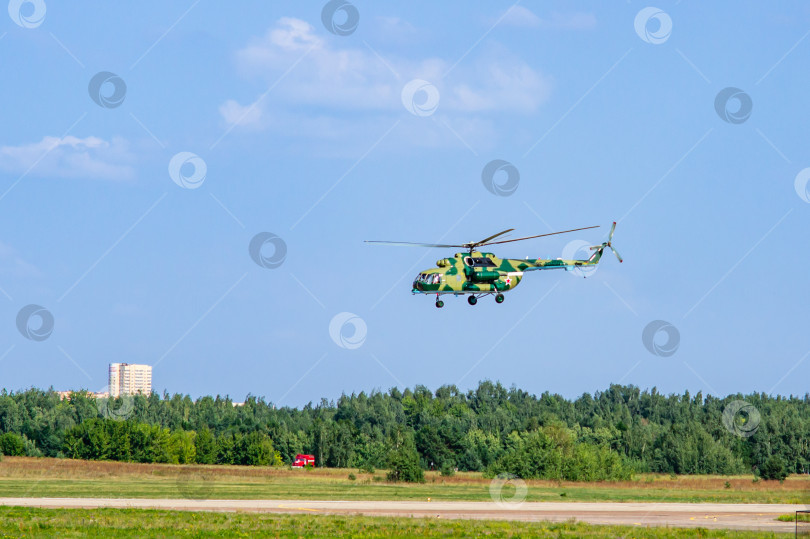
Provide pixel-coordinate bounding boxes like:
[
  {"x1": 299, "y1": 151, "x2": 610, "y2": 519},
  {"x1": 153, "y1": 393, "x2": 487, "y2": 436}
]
[{"x1": 469, "y1": 257, "x2": 496, "y2": 267}]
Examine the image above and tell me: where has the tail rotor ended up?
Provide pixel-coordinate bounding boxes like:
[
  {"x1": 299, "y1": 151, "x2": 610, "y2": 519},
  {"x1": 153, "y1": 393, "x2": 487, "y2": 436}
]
[{"x1": 589, "y1": 222, "x2": 623, "y2": 263}]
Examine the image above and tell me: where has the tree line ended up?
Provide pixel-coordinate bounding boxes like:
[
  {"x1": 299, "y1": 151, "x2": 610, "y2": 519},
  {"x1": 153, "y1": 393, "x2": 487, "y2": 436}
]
[{"x1": 0, "y1": 382, "x2": 807, "y2": 481}]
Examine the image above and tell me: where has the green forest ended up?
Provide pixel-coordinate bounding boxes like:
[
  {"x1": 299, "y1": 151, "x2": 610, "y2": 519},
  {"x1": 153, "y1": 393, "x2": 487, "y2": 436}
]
[{"x1": 0, "y1": 382, "x2": 807, "y2": 482}]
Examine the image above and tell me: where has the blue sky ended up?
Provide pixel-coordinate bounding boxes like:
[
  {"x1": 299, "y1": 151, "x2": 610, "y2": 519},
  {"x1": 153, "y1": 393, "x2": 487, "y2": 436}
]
[{"x1": 1, "y1": 1, "x2": 809, "y2": 406}]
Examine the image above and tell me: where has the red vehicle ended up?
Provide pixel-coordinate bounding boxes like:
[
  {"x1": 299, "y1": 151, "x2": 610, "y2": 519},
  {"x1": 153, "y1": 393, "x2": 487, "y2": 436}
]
[{"x1": 292, "y1": 454, "x2": 315, "y2": 468}]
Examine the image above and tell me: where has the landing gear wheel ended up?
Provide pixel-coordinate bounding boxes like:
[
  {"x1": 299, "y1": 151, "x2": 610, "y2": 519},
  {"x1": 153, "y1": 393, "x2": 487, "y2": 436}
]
[
  {"x1": 495, "y1": 293, "x2": 504, "y2": 304},
  {"x1": 435, "y1": 300, "x2": 444, "y2": 308},
  {"x1": 468, "y1": 295, "x2": 478, "y2": 306}
]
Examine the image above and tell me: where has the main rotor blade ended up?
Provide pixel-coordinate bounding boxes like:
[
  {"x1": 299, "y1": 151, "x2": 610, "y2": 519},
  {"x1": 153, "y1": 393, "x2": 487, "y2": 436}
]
[
  {"x1": 608, "y1": 221, "x2": 617, "y2": 242},
  {"x1": 482, "y1": 225, "x2": 600, "y2": 246},
  {"x1": 364, "y1": 240, "x2": 461, "y2": 248},
  {"x1": 611, "y1": 246, "x2": 623, "y2": 263},
  {"x1": 474, "y1": 228, "x2": 515, "y2": 246}
]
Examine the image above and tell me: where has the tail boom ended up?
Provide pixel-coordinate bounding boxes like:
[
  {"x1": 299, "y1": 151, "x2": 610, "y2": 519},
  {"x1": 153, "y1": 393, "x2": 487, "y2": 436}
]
[{"x1": 529, "y1": 221, "x2": 622, "y2": 271}]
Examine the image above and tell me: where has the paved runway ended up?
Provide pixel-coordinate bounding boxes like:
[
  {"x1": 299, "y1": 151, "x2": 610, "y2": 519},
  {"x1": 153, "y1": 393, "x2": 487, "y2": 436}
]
[{"x1": 0, "y1": 498, "x2": 806, "y2": 532}]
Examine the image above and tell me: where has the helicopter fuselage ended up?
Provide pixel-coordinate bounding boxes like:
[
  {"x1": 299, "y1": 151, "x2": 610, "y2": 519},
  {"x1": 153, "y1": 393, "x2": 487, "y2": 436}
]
[{"x1": 412, "y1": 251, "x2": 588, "y2": 295}]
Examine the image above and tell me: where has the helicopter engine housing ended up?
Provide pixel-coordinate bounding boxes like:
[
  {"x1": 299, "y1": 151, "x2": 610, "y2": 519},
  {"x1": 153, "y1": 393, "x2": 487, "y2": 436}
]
[{"x1": 470, "y1": 270, "x2": 500, "y2": 282}]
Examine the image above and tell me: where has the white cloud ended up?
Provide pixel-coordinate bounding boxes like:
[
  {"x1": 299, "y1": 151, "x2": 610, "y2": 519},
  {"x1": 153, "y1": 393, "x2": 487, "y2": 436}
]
[
  {"x1": 219, "y1": 99, "x2": 264, "y2": 128},
  {"x1": 450, "y1": 50, "x2": 552, "y2": 113},
  {"x1": 0, "y1": 136, "x2": 135, "y2": 181},
  {"x1": 371, "y1": 16, "x2": 419, "y2": 43},
  {"x1": 113, "y1": 303, "x2": 146, "y2": 316},
  {"x1": 233, "y1": 18, "x2": 397, "y2": 110},
  {"x1": 543, "y1": 12, "x2": 597, "y2": 30},
  {"x1": 220, "y1": 17, "x2": 552, "y2": 131},
  {"x1": 270, "y1": 16, "x2": 323, "y2": 51},
  {"x1": 501, "y1": 7, "x2": 596, "y2": 30},
  {"x1": 501, "y1": 6, "x2": 543, "y2": 27},
  {"x1": 0, "y1": 241, "x2": 40, "y2": 278}
]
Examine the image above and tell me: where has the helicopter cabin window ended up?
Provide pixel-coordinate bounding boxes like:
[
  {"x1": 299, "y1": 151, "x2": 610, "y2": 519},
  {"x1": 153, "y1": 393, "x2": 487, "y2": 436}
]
[{"x1": 465, "y1": 257, "x2": 497, "y2": 268}]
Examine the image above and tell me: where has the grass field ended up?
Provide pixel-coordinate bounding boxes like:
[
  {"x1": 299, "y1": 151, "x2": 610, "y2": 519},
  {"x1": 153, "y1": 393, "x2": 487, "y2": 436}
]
[
  {"x1": 0, "y1": 506, "x2": 794, "y2": 538},
  {"x1": 0, "y1": 457, "x2": 808, "y2": 504},
  {"x1": 777, "y1": 512, "x2": 810, "y2": 522}
]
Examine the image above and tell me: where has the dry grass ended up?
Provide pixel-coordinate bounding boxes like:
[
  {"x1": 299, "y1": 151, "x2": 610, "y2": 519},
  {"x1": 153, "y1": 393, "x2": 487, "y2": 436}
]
[
  {"x1": 0, "y1": 456, "x2": 317, "y2": 481},
  {"x1": 3, "y1": 457, "x2": 807, "y2": 490},
  {"x1": 0, "y1": 457, "x2": 808, "y2": 503}
]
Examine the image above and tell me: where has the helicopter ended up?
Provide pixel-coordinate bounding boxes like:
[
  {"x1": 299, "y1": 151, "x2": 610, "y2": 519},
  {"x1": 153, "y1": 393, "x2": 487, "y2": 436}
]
[{"x1": 366, "y1": 222, "x2": 621, "y2": 308}]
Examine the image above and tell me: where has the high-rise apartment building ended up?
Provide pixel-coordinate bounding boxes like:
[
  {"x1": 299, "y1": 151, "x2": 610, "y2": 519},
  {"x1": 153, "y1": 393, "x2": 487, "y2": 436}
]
[{"x1": 108, "y1": 363, "x2": 152, "y2": 397}]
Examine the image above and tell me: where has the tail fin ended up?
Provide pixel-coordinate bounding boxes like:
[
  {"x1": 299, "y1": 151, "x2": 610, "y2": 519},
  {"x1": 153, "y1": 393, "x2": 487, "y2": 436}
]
[{"x1": 588, "y1": 222, "x2": 622, "y2": 263}]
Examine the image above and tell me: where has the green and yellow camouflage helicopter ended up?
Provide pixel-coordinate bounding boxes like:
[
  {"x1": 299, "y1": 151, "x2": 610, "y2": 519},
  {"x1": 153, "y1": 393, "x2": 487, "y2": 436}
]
[{"x1": 366, "y1": 222, "x2": 621, "y2": 308}]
